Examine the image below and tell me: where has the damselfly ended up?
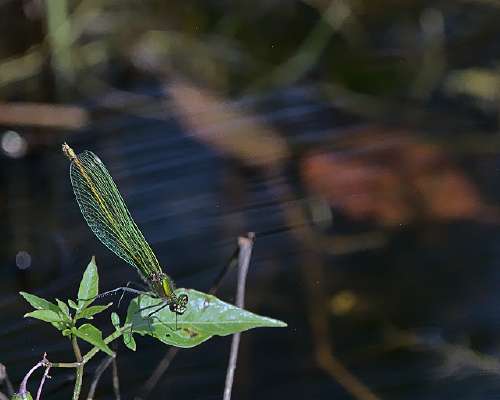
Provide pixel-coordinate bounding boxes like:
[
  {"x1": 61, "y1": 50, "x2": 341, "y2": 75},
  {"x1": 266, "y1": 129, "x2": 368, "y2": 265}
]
[{"x1": 62, "y1": 143, "x2": 188, "y2": 316}]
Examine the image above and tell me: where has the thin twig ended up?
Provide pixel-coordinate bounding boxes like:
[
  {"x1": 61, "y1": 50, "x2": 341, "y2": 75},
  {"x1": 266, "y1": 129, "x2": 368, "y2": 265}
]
[
  {"x1": 209, "y1": 246, "x2": 240, "y2": 295},
  {"x1": 17, "y1": 354, "x2": 51, "y2": 399},
  {"x1": 87, "y1": 356, "x2": 114, "y2": 400},
  {"x1": 35, "y1": 363, "x2": 51, "y2": 400},
  {"x1": 111, "y1": 357, "x2": 121, "y2": 400},
  {"x1": 0, "y1": 363, "x2": 14, "y2": 396},
  {"x1": 135, "y1": 239, "x2": 243, "y2": 400},
  {"x1": 135, "y1": 347, "x2": 179, "y2": 400},
  {"x1": 223, "y1": 233, "x2": 255, "y2": 400}
]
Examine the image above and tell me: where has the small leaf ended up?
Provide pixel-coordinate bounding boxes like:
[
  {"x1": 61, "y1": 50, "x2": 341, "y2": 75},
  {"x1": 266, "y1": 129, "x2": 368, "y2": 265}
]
[
  {"x1": 68, "y1": 299, "x2": 78, "y2": 309},
  {"x1": 111, "y1": 312, "x2": 120, "y2": 329},
  {"x1": 56, "y1": 299, "x2": 71, "y2": 321},
  {"x1": 126, "y1": 289, "x2": 287, "y2": 348},
  {"x1": 77, "y1": 257, "x2": 99, "y2": 311},
  {"x1": 123, "y1": 330, "x2": 136, "y2": 351},
  {"x1": 74, "y1": 324, "x2": 114, "y2": 356},
  {"x1": 62, "y1": 329, "x2": 72, "y2": 337},
  {"x1": 19, "y1": 292, "x2": 59, "y2": 313},
  {"x1": 11, "y1": 392, "x2": 33, "y2": 400},
  {"x1": 76, "y1": 303, "x2": 112, "y2": 320},
  {"x1": 111, "y1": 312, "x2": 137, "y2": 349},
  {"x1": 24, "y1": 310, "x2": 63, "y2": 324}
]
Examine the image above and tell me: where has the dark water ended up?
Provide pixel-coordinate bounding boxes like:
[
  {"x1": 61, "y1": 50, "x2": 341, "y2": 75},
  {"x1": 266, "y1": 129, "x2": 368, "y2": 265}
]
[
  {"x1": 3, "y1": 2, "x2": 500, "y2": 398},
  {"x1": 2, "y1": 84, "x2": 500, "y2": 400}
]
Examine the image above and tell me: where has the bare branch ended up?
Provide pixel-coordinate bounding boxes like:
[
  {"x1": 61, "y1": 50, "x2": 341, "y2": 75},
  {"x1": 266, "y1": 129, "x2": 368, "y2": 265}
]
[
  {"x1": 223, "y1": 233, "x2": 255, "y2": 400},
  {"x1": 87, "y1": 356, "x2": 114, "y2": 400},
  {"x1": 136, "y1": 236, "x2": 248, "y2": 400},
  {"x1": 111, "y1": 357, "x2": 121, "y2": 400},
  {"x1": 0, "y1": 363, "x2": 14, "y2": 396},
  {"x1": 35, "y1": 363, "x2": 52, "y2": 400}
]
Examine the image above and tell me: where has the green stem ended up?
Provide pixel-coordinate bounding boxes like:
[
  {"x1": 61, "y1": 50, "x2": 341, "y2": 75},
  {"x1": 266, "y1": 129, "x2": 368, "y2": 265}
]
[
  {"x1": 27, "y1": 324, "x2": 131, "y2": 400},
  {"x1": 71, "y1": 336, "x2": 84, "y2": 400},
  {"x1": 82, "y1": 324, "x2": 131, "y2": 364},
  {"x1": 51, "y1": 361, "x2": 81, "y2": 368}
]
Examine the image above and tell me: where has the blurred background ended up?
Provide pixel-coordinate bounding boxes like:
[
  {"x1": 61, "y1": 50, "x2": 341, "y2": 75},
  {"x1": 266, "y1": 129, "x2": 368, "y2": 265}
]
[{"x1": 2, "y1": 0, "x2": 500, "y2": 399}]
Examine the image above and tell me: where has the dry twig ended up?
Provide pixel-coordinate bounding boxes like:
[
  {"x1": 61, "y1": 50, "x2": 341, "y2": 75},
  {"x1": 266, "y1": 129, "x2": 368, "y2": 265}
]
[
  {"x1": 135, "y1": 235, "x2": 250, "y2": 400},
  {"x1": 87, "y1": 356, "x2": 114, "y2": 400},
  {"x1": 223, "y1": 234, "x2": 255, "y2": 400}
]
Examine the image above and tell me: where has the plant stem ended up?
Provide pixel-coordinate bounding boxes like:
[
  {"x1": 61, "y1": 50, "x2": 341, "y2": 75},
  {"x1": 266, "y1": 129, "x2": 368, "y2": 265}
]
[
  {"x1": 71, "y1": 336, "x2": 84, "y2": 400},
  {"x1": 16, "y1": 354, "x2": 51, "y2": 398},
  {"x1": 87, "y1": 356, "x2": 113, "y2": 400},
  {"x1": 35, "y1": 364, "x2": 51, "y2": 400},
  {"x1": 82, "y1": 324, "x2": 130, "y2": 364},
  {"x1": 18, "y1": 361, "x2": 44, "y2": 395},
  {"x1": 111, "y1": 357, "x2": 121, "y2": 400},
  {"x1": 136, "y1": 236, "x2": 246, "y2": 400},
  {"x1": 0, "y1": 363, "x2": 15, "y2": 396},
  {"x1": 223, "y1": 234, "x2": 254, "y2": 400}
]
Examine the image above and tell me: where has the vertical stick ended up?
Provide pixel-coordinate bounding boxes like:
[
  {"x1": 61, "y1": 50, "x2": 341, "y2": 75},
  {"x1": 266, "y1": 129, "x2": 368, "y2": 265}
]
[
  {"x1": 86, "y1": 356, "x2": 113, "y2": 400},
  {"x1": 111, "y1": 357, "x2": 121, "y2": 400},
  {"x1": 223, "y1": 234, "x2": 255, "y2": 400},
  {"x1": 35, "y1": 364, "x2": 51, "y2": 400}
]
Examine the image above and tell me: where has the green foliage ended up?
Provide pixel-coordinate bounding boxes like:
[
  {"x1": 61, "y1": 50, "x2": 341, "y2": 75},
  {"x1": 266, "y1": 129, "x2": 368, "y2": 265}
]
[
  {"x1": 73, "y1": 324, "x2": 113, "y2": 356},
  {"x1": 20, "y1": 258, "x2": 112, "y2": 350},
  {"x1": 20, "y1": 257, "x2": 287, "y2": 355},
  {"x1": 125, "y1": 289, "x2": 287, "y2": 348},
  {"x1": 11, "y1": 392, "x2": 33, "y2": 400},
  {"x1": 77, "y1": 256, "x2": 99, "y2": 311}
]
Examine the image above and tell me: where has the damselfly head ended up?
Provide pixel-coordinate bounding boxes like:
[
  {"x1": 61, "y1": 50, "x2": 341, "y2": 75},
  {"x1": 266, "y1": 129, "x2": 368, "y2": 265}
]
[
  {"x1": 62, "y1": 143, "x2": 77, "y2": 161},
  {"x1": 170, "y1": 293, "x2": 188, "y2": 315}
]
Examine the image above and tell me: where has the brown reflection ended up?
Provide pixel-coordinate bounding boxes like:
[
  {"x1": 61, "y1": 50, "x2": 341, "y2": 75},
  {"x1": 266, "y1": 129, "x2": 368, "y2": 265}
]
[{"x1": 302, "y1": 129, "x2": 488, "y2": 227}]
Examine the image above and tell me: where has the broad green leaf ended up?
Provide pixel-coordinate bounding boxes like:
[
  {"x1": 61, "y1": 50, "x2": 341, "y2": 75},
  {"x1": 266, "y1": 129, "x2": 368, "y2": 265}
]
[
  {"x1": 19, "y1": 292, "x2": 59, "y2": 313},
  {"x1": 56, "y1": 299, "x2": 71, "y2": 321},
  {"x1": 11, "y1": 392, "x2": 33, "y2": 400},
  {"x1": 77, "y1": 257, "x2": 99, "y2": 311},
  {"x1": 24, "y1": 310, "x2": 63, "y2": 324},
  {"x1": 74, "y1": 324, "x2": 114, "y2": 356},
  {"x1": 76, "y1": 303, "x2": 112, "y2": 320},
  {"x1": 125, "y1": 289, "x2": 287, "y2": 348},
  {"x1": 68, "y1": 299, "x2": 78, "y2": 309}
]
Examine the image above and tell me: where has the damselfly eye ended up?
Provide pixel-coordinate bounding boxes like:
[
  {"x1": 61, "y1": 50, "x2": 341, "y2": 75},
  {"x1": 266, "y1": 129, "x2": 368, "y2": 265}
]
[
  {"x1": 169, "y1": 294, "x2": 188, "y2": 315},
  {"x1": 179, "y1": 294, "x2": 188, "y2": 306}
]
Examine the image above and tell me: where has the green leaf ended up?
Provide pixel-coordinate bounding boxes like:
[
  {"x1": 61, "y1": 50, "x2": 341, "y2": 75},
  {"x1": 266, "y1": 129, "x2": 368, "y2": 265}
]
[
  {"x1": 24, "y1": 310, "x2": 63, "y2": 324},
  {"x1": 76, "y1": 303, "x2": 112, "y2": 320},
  {"x1": 125, "y1": 289, "x2": 287, "y2": 348},
  {"x1": 56, "y1": 299, "x2": 71, "y2": 321},
  {"x1": 77, "y1": 257, "x2": 99, "y2": 311},
  {"x1": 74, "y1": 324, "x2": 114, "y2": 356},
  {"x1": 19, "y1": 292, "x2": 59, "y2": 313},
  {"x1": 111, "y1": 312, "x2": 120, "y2": 329},
  {"x1": 111, "y1": 312, "x2": 137, "y2": 349},
  {"x1": 123, "y1": 329, "x2": 136, "y2": 351},
  {"x1": 11, "y1": 392, "x2": 33, "y2": 400},
  {"x1": 68, "y1": 299, "x2": 78, "y2": 309}
]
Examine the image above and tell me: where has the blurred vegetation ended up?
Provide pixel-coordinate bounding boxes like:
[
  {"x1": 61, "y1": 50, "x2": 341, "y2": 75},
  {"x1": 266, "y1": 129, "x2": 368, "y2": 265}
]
[{"x1": 4, "y1": 1, "x2": 500, "y2": 399}]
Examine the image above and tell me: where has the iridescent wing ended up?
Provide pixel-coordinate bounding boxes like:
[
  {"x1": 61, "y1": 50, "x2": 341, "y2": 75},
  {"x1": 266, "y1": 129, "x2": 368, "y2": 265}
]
[{"x1": 65, "y1": 147, "x2": 162, "y2": 279}]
